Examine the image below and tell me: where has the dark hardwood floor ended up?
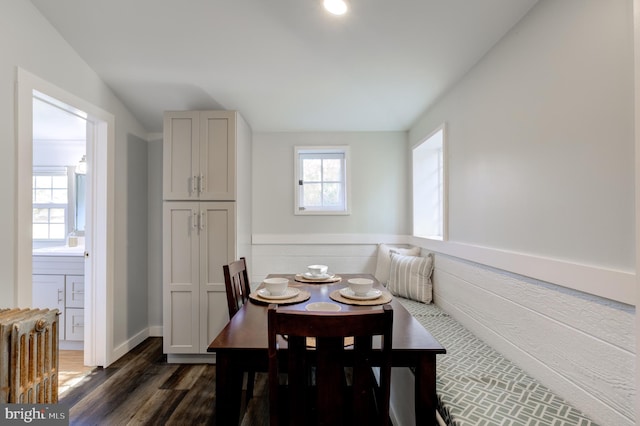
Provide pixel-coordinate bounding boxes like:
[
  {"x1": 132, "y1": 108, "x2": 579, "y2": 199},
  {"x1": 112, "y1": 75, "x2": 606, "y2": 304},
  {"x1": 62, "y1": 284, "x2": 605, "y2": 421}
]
[{"x1": 60, "y1": 337, "x2": 268, "y2": 426}]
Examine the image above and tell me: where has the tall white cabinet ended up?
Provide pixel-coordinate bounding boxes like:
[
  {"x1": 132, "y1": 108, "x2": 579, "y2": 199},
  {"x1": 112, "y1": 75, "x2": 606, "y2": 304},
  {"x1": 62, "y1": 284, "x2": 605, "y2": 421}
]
[{"x1": 163, "y1": 110, "x2": 252, "y2": 361}]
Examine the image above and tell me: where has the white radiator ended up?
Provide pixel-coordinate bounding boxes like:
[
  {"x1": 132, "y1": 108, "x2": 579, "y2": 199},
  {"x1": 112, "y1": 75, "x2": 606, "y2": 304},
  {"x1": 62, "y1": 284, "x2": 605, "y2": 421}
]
[{"x1": 0, "y1": 308, "x2": 60, "y2": 403}]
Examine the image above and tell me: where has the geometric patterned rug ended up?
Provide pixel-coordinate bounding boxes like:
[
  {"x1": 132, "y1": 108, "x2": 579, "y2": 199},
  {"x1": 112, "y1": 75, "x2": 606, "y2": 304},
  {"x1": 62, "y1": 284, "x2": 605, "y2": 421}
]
[{"x1": 397, "y1": 298, "x2": 599, "y2": 426}]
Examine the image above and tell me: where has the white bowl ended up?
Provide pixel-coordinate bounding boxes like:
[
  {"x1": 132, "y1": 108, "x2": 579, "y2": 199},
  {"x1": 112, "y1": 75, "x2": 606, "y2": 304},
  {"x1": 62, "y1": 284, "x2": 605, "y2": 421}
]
[
  {"x1": 347, "y1": 278, "x2": 374, "y2": 296},
  {"x1": 263, "y1": 277, "x2": 289, "y2": 296},
  {"x1": 307, "y1": 264, "x2": 328, "y2": 276}
]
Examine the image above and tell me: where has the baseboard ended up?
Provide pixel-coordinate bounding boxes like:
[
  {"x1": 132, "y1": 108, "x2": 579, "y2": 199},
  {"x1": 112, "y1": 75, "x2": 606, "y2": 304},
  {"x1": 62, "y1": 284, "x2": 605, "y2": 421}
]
[
  {"x1": 167, "y1": 353, "x2": 216, "y2": 364},
  {"x1": 111, "y1": 328, "x2": 149, "y2": 362},
  {"x1": 148, "y1": 325, "x2": 163, "y2": 337}
]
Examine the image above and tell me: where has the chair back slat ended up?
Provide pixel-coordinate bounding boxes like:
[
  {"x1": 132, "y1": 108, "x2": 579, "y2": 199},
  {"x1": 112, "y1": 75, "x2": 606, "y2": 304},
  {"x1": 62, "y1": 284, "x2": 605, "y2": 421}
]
[
  {"x1": 223, "y1": 257, "x2": 251, "y2": 318},
  {"x1": 268, "y1": 304, "x2": 393, "y2": 426}
]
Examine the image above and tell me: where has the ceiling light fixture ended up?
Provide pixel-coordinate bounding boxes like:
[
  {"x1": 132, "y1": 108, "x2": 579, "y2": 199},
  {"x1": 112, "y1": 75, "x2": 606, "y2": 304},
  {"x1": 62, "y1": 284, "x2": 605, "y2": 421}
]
[{"x1": 323, "y1": 0, "x2": 348, "y2": 15}]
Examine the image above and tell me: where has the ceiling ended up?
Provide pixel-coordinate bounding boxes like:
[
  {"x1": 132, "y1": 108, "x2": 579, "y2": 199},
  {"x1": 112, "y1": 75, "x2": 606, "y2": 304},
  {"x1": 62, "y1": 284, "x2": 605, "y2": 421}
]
[{"x1": 31, "y1": 0, "x2": 538, "y2": 134}]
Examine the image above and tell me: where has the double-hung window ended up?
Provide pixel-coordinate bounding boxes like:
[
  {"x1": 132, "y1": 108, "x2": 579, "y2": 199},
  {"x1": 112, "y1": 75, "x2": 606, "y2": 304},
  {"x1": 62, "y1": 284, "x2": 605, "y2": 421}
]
[
  {"x1": 33, "y1": 167, "x2": 69, "y2": 241},
  {"x1": 295, "y1": 146, "x2": 350, "y2": 215}
]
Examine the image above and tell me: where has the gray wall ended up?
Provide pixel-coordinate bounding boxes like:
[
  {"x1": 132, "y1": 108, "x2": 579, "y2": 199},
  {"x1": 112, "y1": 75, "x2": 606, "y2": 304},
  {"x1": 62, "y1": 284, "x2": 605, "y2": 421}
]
[
  {"x1": 127, "y1": 134, "x2": 149, "y2": 336},
  {"x1": 147, "y1": 138, "x2": 164, "y2": 333},
  {"x1": 410, "y1": 0, "x2": 634, "y2": 273},
  {"x1": 1, "y1": 0, "x2": 149, "y2": 360},
  {"x1": 252, "y1": 131, "x2": 409, "y2": 236}
]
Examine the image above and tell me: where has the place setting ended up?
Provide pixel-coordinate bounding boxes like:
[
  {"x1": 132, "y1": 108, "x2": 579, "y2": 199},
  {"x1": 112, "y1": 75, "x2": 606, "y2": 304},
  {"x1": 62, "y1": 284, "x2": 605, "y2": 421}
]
[
  {"x1": 329, "y1": 278, "x2": 393, "y2": 306},
  {"x1": 294, "y1": 264, "x2": 342, "y2": 283},
  {"x1": 249, "y1": 277, "x2": 310, "y2": 305}
]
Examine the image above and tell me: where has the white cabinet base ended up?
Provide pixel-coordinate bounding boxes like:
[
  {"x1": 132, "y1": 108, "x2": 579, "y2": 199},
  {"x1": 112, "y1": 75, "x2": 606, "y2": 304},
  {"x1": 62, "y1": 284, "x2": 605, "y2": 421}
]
[{"x1": 33, "y1": 256, "x2": 85, "y2": 345}]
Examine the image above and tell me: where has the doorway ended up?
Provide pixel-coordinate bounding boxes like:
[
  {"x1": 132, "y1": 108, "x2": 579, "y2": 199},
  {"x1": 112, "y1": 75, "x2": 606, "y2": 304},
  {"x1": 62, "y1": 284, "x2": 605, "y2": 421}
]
[
  {"x1": 16, "y1": 68, "x2": 115, "y2": 367},
  {"x1": 32, "y1": 92, "x2": 87, "y2": 356}
]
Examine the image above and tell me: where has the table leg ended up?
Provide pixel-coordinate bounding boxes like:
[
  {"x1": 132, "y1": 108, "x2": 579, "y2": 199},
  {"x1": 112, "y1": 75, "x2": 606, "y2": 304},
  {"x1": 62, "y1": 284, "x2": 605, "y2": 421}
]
[
  {"x1": 415, "y1": 354, "x2": 438, "y2": 426},
  {"x1": 215, "y1": 353, "x2": 244, "y2": 425}
]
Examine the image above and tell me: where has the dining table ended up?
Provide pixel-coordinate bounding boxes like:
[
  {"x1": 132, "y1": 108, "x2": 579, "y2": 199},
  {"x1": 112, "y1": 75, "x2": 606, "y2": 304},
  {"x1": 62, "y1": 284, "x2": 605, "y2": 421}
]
[{"x1": 207, "y1": 273, "x2": 446, "y2": 425}]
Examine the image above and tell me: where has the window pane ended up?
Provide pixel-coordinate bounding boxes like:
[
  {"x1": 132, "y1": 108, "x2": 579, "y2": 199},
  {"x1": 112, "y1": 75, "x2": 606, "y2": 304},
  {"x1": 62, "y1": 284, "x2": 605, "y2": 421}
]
[
  {"x1": 34, "y1": 189, "x2": 51, "y2": 203},
  {"x1": 33, "y1": 208, "x2": 49, "y2": 223},
  {"x1": 322, "y1": 159, "x2": 342, "y2": 182},
  {"x1": 51, "y1": 189, "x2": 67, "y2": 203},
  {"x1": 34, "y1": 175, "x2": 52, "y2": 188},
  {"x1": 302, "y1": 159, "x2": 322, "y2": 182},
  {"x1": 52, "y1": 175, "x2": 68, "y2": 188},
  {"x1": 303, "y1": 183, "x2": 322, "y2": 206},
  {"x1": 50, "y1": 208, "x2": 65, "y2": 223},
  {"x1": 33, "y1": 224, "x2": 49, "y2": 239},
  {"x1": 50, "y1": 224, "x2": 66, "y2": 239},
  {"x1": 323, "y1": 183, "x2": 341, "y2": 206}
]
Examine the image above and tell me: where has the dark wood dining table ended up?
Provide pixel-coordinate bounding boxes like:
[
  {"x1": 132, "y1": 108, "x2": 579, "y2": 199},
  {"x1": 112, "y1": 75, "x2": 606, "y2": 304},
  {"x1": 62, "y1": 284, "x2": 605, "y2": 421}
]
[{"x1": 208, "y1": 273, "x2": 446, "y2": 425}]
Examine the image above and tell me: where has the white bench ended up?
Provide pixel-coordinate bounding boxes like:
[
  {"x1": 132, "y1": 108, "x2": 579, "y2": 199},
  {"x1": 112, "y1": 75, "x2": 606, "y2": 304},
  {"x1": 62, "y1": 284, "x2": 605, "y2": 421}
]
[{"x1": 396, "y1": 297, "x2": 599, "y2": 426}]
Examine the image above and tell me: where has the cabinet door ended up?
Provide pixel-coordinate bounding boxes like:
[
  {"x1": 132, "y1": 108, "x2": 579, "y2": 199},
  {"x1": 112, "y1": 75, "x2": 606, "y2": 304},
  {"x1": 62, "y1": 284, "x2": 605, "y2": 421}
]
[
  {"x1": 65, "y1": 275, "x2": 84, "y2": 308},
  {"x1": 163, "y1": 111, "x2": 200, "y2": 200},
  {"x1": 199, "y1": 202, "x2": 236, "y2": 352},
  {"x1": 163, "y1": 202, "x2": 200, "y2": 353},
  {"x1": 199, "y1": 111, "x2": 236, "y2": 201},
  {"x1": 32, "y1": 275, "x2": 65, "y2": 339},
  {"x1": 65, "y1": 308, "x2": 84, "y2": 341}
]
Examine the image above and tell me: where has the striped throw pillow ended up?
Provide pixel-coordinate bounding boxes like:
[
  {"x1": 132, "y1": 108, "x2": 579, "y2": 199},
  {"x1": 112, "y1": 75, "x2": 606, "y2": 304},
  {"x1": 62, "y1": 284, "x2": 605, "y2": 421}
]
[{"x1": 388, "y1": 253, "x2": 434, "y2": 304}]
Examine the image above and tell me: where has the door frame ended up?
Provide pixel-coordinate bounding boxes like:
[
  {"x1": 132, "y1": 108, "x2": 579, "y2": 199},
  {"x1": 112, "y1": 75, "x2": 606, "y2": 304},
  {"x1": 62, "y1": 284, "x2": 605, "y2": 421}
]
[{"x1": 15, "y1": 67, "x2": 115, "y2": 367}]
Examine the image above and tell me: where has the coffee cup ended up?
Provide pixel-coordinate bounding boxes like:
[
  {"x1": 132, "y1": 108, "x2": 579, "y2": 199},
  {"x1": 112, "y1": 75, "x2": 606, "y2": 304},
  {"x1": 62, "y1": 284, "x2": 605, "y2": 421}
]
[
  {"x1": 307, "y1": 264, "x2": 328, "y2": 277},
  {"x1": 347, "y1": 278, "x2": 374, "y2": 296},
  {"x1": 263, "y1": 277, "x2": 289, "y2": 296}
]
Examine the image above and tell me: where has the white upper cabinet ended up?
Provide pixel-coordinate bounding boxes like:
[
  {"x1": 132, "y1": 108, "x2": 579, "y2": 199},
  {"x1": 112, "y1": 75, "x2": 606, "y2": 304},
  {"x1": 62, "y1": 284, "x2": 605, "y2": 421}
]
[{"x1": 163, "y1": 111, "x2": 237, "y2": 201}]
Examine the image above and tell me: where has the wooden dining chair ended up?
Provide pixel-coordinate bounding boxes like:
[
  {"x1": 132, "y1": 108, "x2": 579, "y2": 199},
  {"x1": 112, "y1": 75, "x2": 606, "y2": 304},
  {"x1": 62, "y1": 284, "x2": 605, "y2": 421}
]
[
  {"x1": 222, "y1": 257, "x2": 255, "y2": 403},
  {"x1": 268, "y1": 304, "x2": 393, "y2": 426}
]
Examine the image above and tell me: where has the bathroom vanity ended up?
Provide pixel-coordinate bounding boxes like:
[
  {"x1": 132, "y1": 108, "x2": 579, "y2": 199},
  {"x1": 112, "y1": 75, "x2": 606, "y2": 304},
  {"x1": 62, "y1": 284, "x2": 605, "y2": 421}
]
[{"x1": 32, "y1": 246, "x2": 85, "y2": 350}]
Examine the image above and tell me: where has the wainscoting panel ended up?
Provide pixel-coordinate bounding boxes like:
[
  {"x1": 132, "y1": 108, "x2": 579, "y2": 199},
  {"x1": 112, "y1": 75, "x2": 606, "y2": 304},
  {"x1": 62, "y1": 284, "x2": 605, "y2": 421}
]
[
  {"x1": 250, "y1": 243, "x2": 380, "y2": 288},
  {"x1": 432, "y1": 253, "x2": 635, "y2": 426}
]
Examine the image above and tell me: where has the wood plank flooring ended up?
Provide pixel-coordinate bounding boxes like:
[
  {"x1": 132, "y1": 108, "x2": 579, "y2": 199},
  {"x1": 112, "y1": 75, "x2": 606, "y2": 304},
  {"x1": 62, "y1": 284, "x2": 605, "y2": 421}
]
[
  {"x1": 59, "y1": 350, "x2": 94, "y2": 396},
  {"x1": 60, "y1": 337, "x2": 268, "y2": 426}
]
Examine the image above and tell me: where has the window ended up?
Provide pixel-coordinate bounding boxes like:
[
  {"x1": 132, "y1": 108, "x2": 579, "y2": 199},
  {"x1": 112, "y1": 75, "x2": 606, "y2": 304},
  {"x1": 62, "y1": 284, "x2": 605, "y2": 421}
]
[
  {"x1": 33, "y1": 168, "x2": 69, "y2": 240},
  {"x1": 295, "y1": 146, "x2": 350, "y2": 215},
  {"x1": 412, "y1": 125, "x2": 446, "y2": 240}
]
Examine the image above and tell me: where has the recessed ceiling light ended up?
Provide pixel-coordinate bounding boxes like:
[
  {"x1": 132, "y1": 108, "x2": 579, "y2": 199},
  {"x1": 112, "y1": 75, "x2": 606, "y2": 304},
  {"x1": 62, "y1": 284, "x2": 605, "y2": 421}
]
[{"x1": 323, "y1": 0, "x2": 348, "y2": 15}]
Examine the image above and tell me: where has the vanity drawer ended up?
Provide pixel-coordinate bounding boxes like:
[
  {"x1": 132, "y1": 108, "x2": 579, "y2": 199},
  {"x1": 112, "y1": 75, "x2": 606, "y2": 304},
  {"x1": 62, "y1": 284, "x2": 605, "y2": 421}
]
[{"x1": 65, "y1": 275, "x2": 84, "y2": 308}]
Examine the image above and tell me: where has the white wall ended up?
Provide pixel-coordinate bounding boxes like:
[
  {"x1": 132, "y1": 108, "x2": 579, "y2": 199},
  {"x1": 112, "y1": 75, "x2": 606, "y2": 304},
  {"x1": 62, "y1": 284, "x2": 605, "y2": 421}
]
[{"x1": 0, "y1": 0, "x2": 149, "y2": 360}]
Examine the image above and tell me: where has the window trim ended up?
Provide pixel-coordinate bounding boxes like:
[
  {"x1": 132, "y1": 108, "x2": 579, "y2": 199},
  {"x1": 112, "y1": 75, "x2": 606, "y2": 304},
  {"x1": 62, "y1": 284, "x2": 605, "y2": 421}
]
[
  {"x1": 412, "y1": 123, "x2": 448, "y2": 241},
  {"x1": 294, "y1": 145, "x2": 351, "y2": 216}
]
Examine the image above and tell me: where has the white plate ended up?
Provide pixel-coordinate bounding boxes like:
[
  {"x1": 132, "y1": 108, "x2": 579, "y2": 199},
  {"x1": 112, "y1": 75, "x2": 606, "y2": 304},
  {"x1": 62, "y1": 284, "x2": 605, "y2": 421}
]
[
  {"x1": 257, "y1": 287, "x2": 300, "y2": 300},
  {"x1": 302, "y1": 272, "x2": 334, "y2": 280},
  {"x1": 339, "y1": 288, "x2": 382, "y2": 301},
  {"x1": 305, "y1": 302, "x2": 342, "y2": 312}
]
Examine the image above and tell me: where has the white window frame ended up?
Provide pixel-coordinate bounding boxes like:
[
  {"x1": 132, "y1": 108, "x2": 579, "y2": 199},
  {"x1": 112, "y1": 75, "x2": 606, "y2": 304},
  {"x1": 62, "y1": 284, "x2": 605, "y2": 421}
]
[
  {"x1": 412, "y1": 124, "x2": 447, "y2": 240},
  {"x1": 294, "y1": 146, "x2": 351, "y2": 215},
  {"x1": 32, "y1": 166, "x2": 71, "y2": 242}
]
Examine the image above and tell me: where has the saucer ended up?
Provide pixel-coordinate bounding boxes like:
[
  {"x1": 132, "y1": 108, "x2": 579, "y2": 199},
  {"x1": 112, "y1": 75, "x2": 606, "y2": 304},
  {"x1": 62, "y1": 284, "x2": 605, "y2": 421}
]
[
  {"x1": 302, "y1": 272, "x2": 334, "y2": 280},
  {"x1": 339, "y1": 288, "x2": 382, "y2": 301},
  {"x1": 257, "y1": 287, "x2": 300, "y2": 300},
  {"x1": 305, "y1": 302, "x2": 342, "y2": 312}
]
